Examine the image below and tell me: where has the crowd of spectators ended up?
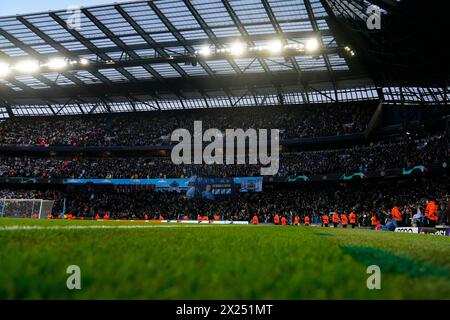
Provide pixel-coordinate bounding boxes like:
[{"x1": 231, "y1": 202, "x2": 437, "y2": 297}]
[
  {"x1": 0, "y1": 134, "x2": 447, "y2": 178},
  {"x1": 0, "y1": 176, "x2": 448, "y2": 226},
  {"x1": 0, "y1": 104, "x2": 375, "y2": 147}
]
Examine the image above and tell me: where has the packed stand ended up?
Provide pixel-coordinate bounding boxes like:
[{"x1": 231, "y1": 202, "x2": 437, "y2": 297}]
[
  {"x1": 0, "y1": 176, "x2": 448, "y2": 227},
  {"x1": 0, "y1": 104, "x2": 375, "y2": 147},
  {"x1": 0, "y1": 134, "x2": 447, "y2": 178}
]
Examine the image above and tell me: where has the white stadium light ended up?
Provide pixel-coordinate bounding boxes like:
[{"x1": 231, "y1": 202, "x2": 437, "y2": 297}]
[
  {"x1": 47, "y1": 57, "x2": 68, "y2": 70},
  {"x1": 230, "y1": 42, "x2": 245, "y2": 56},
  {"x1": 198, "y1": 46, "x2": 211, "y2": 57},
  {"x1": 0, "y1": 62, "x2": 10, "y2": 77},
  {"x1": 14, "y1": 59, "x2": 40, "y2": 73},
  {"x1": 268, "y1": 40, "x2": 283, "y2": 54},
  {"x1": 80, "y1": 58, "x2": 90, "y2": 65},
  {"x1": 305, "y1": 38, "x2": 319, "y2": 52}
]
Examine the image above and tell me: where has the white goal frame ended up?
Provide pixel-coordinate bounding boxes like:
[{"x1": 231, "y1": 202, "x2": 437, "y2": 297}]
[{"x1": 0, "y1": 199, "x2": 55, "y2": 219}]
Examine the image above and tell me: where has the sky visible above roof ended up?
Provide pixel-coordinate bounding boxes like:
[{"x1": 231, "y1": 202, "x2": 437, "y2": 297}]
[{"x1": 0, "y1": 0, "x2": 132, "y2": 17}]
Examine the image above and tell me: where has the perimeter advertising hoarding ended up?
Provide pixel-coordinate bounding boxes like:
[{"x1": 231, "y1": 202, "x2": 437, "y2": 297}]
[{"x1": 64, "y1": 177, "x2": 263, "y2": 193}]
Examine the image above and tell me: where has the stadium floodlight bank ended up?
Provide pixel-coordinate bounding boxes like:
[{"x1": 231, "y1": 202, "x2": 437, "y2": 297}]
[{"x1": 0, "y1": 199, "x2": 54, "y2": 219}]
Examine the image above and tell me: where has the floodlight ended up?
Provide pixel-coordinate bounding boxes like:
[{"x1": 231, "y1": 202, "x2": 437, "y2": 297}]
[
  {"x1": 14, "y1": 60, "x2": 40, "y2": 73},
  {"x1": 230, "y1": 42, "x2": 245, "y2": 56},
  {"x1": 80, "y1": 58, "x2": 90, "y2": 65},
  {"x1": 305, "y1": 38, "x2": 319, "y2": 52},
  {"x1": 47, "y1": 58, "x2": 68, "y2": 70},
  {"x1": 0, "y1": 62, "x2": 10, "y2": 77},
  {"x1": 198, "y1": 46, "x2": 211, "y2": 57},
  {"x1": 268, "y1": 40, "x2": 283, "y2": 54}
]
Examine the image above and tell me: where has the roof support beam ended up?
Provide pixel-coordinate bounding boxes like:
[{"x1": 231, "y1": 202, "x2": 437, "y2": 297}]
[
  {"x1": 82, "y1": 8, "x2": 164, "y2": 83},
  {"x1": 49, "y1": 12, "x2": 134, "y2": 84},
  {"x1": 114, "y1": 4, "x2": 188, "y2": 79},
  {"x1": 0, "y1": 28, "x2": 64, "y2": 90},
  {"x1": 147, "y1": 1, "x2": 216, "y2": 78},
  {"x1": 0, "y1": 30, "x2": 331, "y2": 61},
  {"x1": 221, "y1": 0, "x2": 271, "y2": 74},
  {"x1": 182, "y1": 0, "x2": 241, "y2": 75},
  {"x1": 261, "y1": 0, "x2": 301, "y2": 74},
  {"x1": 16, "y1": 16, "x2": 89, "y2": 87},
  {"x1": 304, "y1": 0, "x2": 334, "y2": 86}
]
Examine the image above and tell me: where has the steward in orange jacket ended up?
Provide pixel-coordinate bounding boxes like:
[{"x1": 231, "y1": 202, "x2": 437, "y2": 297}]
[
  {"x1": 371, "y1": 213, "x2": 381, "y2": 230},
  {"x1": 95, "y1": 213, "x2": 100, "y2": 220},
  {"x1": 341, "y1": 214, "x2": 348, "y2": 228},
  {"x1": 274, "y1": 214, "x2": 280, "y2": 225},
  {"x1": 425, "y1": 200, "x2": 438, "y2": 226},
  {"x1": 322, "y1": 214, "x2": 329, "y2": 227},
  {"x1": 294, "y1": 215, "x2": 299, "y2": 226},
  {"x1": 304, "y1": 216, "x2": 310, "y2": 226},
  {"x1": 349, "y1": 212, "x2": 357, "y2": 228},
  {"x1": 281, "y1": 216, "x2": 287, "y2": 225},
  {"x1": 252, "y1": 215, "x2": 259, "y2": 225},
  {"x1": 391, "y1": 206, "x2": 402, "y2": 226},
  {"x1": 332, "y1": 212, "x2": 340, "y2": 227}
]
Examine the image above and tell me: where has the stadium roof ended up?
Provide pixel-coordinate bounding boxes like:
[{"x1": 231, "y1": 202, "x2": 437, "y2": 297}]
[{"x1": 0, "y1": 0, "x2": 447, "y2": 117}]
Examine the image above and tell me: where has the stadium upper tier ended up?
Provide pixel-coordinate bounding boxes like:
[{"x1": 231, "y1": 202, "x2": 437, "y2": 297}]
[
  {"x1": 0, "y1": 103, "x2": 375, "y2": 146},
  {"x1": 0, "y1": 134, "x2": 447, "y2": 178}
]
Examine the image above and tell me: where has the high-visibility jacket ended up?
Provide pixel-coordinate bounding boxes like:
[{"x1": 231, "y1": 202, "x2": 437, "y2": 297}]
[
  {"x1": 391, "y1": 206, "x2": 402, "y2": 222},
  {"x1": 281, "y1": 217, "x2": 287, "y2": 225},
  {"x1": 304, "y1": 216, "x2": 310, "y2": 225},
  {"x1": 372, "y1": 214, "x2": 381, "y2": 229},
  {"x1": 95, "y1": 214, "x2": 100, "y2": 220},
  {"x1": 252, "y1": 215, "x2": 259, "y2": 224},
  {"x1": 47, "y1": 214, "x2": 52, "y2": 219},
  {"x1": 425, "y1": 201, "x2": 438, "y2": 221},
  {"x1": 32, "y1": 213, "x2": 38, "y2": 219},
  {"x1": 274, "y1": 214, "x2": 280, "y2": 224},
  {"x1": 349, "y1": 212, "x2": 356, "y2": 224},
  {"x1": 332, "y1": 212, "x2": 340, "y2": 223},
  {"x1": 104, "y1": 214, "x2": 109, "y2": 220},
  {"x1": 294, "y1": 216, "x2": 299, "y2": 225},
  {"x1": 341, "y1": 214, "x2": 348, "y2": 225},
  {"x1": 144, "y1": 214, "x2": 149, "y2": 220},
  {"x1": 214, "y1": 214, "x2": 220, "y2": 221},
  {"x1": 322, "y1": 215, "x2": 329, "y2": 224},
  {"x1": 183, "y1": 215, "x2": 189, "y2": 220}
]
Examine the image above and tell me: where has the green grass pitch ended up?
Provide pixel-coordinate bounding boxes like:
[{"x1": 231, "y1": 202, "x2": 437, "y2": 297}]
[{"x1": 0, "y1": 218, "x2": 449, "y2": 300}]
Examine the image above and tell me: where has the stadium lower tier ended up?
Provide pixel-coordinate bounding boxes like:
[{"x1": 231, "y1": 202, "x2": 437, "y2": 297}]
[{"x1": 0, "y1": 176, "x2": 449, "y2": 227}]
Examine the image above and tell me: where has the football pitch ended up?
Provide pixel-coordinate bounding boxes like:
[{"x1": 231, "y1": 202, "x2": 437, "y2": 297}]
[{"x1": 0, "y1": 218, "x2": 449, "y2": 300}]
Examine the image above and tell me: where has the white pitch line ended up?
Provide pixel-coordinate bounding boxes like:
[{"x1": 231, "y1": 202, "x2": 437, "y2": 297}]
[{"x1": 0, "y1": 225, "x2": 225, "y2": 231}]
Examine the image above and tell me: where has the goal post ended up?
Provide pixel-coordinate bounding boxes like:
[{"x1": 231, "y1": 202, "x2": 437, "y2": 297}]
[{"x1": 0, "y1": 199, "x2": 55, "y2": 219}]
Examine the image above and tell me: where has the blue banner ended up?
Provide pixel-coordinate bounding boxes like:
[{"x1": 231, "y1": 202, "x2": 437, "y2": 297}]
[{"x1": 64, "y1": 177, "x2": 263, "y2": 192}]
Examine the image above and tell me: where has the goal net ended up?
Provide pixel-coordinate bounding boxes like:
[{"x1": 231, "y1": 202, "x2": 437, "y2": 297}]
[{"x1": 0, "y1": 199, "x2": 55, "y2": 219}]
